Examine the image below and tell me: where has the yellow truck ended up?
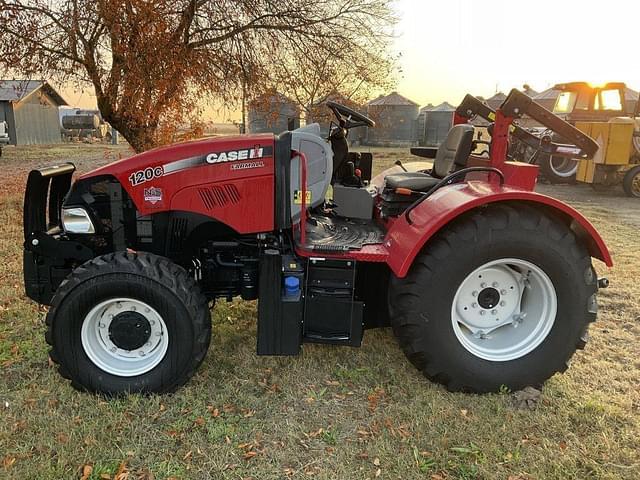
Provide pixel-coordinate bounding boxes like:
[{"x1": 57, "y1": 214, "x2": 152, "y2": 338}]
[{"x1": 551, "y1": 82, "x2": 640, "y2": 197}]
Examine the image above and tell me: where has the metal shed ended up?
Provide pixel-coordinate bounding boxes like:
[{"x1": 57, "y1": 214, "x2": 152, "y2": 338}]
[
  {"x1": 247, "y1": 91, "x2": 300, "y2": 134},
  {"x1": 418, "y1": 102, "x2": 455, "y2": 146},
  {"x1": 0, "y1": 80, "x2": 67, "y2": 145},
  {"x1": 365, "y1": 92, "x2": 419, "y2": 146}
]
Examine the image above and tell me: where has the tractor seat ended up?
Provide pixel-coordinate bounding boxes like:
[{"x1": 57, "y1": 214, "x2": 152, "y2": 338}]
[
  {"x1": 384, "y1": 172, "x2": 440, "y2": 191},
  {"x1": 384, "y1": 124, "x2": 475, "y2": 192}
]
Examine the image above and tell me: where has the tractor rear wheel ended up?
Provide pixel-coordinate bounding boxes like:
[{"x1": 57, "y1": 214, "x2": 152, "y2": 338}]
[
  {"x1": 46, "y1": 252, "x2": 211, "y2": 395},
  {"x1": 388, "y1": 204, "x2": 598, "y2": 393}
]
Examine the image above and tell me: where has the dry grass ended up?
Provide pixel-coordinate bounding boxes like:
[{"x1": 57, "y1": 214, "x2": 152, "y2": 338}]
[{"x1": 0, "y1": 144, "x2": 638, "y2": 479}]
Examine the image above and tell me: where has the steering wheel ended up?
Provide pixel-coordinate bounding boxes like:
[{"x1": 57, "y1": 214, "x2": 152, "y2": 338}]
[{"x1": 326, "y1": 101, "x2": 375, "y2": 129}]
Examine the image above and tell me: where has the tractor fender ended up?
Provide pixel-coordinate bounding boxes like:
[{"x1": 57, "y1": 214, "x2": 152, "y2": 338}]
[{"x1": 384, "y1": 182, "x2": 612, "y2": 278}]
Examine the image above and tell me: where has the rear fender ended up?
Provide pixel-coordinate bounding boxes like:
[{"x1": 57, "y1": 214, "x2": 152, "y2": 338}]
[{"x1": 384, "y1": 182, "x2": 612, "y2": 278}]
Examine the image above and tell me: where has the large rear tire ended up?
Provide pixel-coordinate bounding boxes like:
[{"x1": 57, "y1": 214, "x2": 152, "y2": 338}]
[
  {"x1": 46, "y1": 252, "x2": 211, "y2": 395},
  {"x1": 389, "y1": 204, "x2": 598, "y2": 393}
]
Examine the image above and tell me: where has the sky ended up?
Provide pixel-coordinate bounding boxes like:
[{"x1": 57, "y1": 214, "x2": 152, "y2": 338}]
[
  {"x1": 62, "y1": 0, "x2": 640, "y2": 117},
  {"x1": 393, "y1": 0, "x2": 640, "y2": 107}
]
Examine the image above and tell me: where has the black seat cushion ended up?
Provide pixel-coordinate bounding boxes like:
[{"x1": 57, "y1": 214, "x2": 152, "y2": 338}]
[{"x1": 384, "y1": 172, "x2": 440, "y2": 191}]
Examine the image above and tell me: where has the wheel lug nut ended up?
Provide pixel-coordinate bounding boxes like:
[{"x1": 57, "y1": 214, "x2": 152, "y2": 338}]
[
  {"x1": 111, "y1": 347, "x2": 117, "y2": 353},
  {"x1": 131, "y1": 306, "x2": 136, "y2": 311},
  {"x1": 472, "y1": 302, "x2": 478, "y2": 308},
  {"x1": 150, "y1": 320, "x2": 155, "y2": 325},
  {"x1": 145, "y1": 308, "x2": 150, "y2": 313},
  {"x1": 492, "y1": 282, "x2": 499, "y2": 287},
  {"x1": 500, "y1": 301, "x2": 506, "y2": 307},
  {"x1": 139, "y1": 351, "x2": 146, "y2": 357},
  {"x1": 480, "y1": 310, "x2": 486, "y2": 316},
  {"x1": 491, "y1": 309, "x2": 497, "y2": 315},
  {"x1": 116, "y1": 303, "x2": 122, "y2": 309},
  {"x1": 472, "y1": 291, "x2": 478, "y2": 297},
  {"x1": 109, "y1": 314, "x2": 114, "y2": 319},
  {"x1": 480, "y1": 283, "x2": 487, "y2": 288},
  {"x1": 99, "y1": 323, "x2": 105, "y2": 328},
  {"x1": 501, "y1": 289, "x2": 507, "y2": 295}
]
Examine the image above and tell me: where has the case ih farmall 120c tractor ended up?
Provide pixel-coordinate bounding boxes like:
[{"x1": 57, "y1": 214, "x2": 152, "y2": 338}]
[{"x1": 24, "y1": 89, "x2": 611, "y2": 395}]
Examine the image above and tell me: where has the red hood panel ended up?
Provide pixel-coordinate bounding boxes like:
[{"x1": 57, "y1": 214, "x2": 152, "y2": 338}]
[{"x1": 80, "y1": 134, "x2": 277, "y2": 234}]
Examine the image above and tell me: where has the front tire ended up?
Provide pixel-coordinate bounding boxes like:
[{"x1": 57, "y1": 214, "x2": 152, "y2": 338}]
[
  {"x1": 46, "y1": 252, "x2": 211, "y2": 395},
  {"x1": 389, "y1": 204, "x2": 597, "y2": 393}
]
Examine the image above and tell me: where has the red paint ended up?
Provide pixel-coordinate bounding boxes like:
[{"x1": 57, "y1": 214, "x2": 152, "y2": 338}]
[
  {"x1": 78, "y1": 113, "x2": 611, "y2": 275},
  {"x1": 453, "y1": 112, "x2": 468, "y2": 126},
  {"x1": 384, "y1": 182, "x2": 612, "y2": 277},
  {"x1": 81, "y1": 134, "x2": 276, "y2": 234}
]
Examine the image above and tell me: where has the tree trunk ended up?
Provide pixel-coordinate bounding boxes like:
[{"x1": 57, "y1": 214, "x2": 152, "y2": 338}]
[{"x1": 102, "y1": 113, "x2": 157, "y2": 153}]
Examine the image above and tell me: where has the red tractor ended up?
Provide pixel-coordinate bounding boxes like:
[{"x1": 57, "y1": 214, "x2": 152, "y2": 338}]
[{"x1": 24, "y1": 89, "x2": 611, "y2": 395}]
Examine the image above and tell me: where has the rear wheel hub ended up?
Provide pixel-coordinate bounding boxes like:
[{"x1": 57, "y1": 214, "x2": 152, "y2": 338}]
[{"x1": 478, "y1": 287, "x2": 500, "y2": 309}]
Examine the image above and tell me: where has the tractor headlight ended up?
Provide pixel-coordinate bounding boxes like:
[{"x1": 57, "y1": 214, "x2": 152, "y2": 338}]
[{"x1": 61, "y1": 207, "x2": 95, "y2": 234}]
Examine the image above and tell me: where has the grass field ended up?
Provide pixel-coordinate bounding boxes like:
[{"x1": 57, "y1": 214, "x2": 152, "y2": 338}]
[{"x1": 1, "y1": 144, "x2": 638, "y2": 479}]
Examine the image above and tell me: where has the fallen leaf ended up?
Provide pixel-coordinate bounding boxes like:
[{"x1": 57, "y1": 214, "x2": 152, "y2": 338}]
[
  {"x1": 194, "y1": 416, "x2": 205, "y2": 426},
  {"x1": 375, "y1": 468, "x2": 381, "y2": 477},
  {"x1": 2, "y1": 456, "x2": 16, "y2": 469},
  {"x1": 80, "y1": 464, "x2": 93, "y2": 480},
  {"x1": 243, "y1": 451, "x2": 257, "y2": 460},
  {"x1": 373, "y1": 457, "x2": 380, "y2": 466}
]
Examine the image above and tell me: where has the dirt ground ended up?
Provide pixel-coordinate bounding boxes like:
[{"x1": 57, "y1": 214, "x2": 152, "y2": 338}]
[{"x1": 0, "y1": 144, "x2": 638, "y2": 479}]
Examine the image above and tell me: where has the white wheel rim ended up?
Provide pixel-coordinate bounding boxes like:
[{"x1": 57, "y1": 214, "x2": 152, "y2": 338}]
[
  {"x1": 451, "y1": 259, "x2": 557, "y2": 361},
  {"x1": 550, "y1": 156, "x2": 578, "y2": 178},
  {"x1": 81, "y1": 298, "x2": 169, "y2": 376}
]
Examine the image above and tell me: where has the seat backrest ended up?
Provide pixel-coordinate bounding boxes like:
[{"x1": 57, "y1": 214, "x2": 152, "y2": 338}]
[{"x1": 432, "y1": 124, "x2": 475, "y2": 178}]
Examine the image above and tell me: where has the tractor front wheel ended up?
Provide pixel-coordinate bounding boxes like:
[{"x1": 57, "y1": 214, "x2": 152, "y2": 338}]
[
  {"x1": 389, "y1": 204, "x2": 597, "y2": 393},
  {"x1": 46, "y1": 252, "x2": 211, "y2": 395}
]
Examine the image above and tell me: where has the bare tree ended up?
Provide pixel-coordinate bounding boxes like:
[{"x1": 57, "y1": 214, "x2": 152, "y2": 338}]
[{"x1": 0, "y1": 0, "x2": 396, "y2": 152}]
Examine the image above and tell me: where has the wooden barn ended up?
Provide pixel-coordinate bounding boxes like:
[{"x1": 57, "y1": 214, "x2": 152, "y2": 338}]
[
  {"x1": 365, "y1": 92, "x2": 419, "y2": 146},
  {"x1": 0, "y1": 80, "x2": 67, "y2": 145}
]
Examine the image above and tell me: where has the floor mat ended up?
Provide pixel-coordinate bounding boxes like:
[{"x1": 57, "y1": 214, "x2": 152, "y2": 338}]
[{"x1": 302, "y1": 215, "x2": 385, "y2": 252}]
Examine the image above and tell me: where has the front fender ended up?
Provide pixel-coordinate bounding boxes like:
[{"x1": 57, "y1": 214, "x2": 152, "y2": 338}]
[{"x1": 384, "y1": 181, "x2": 613, "y2": 278}]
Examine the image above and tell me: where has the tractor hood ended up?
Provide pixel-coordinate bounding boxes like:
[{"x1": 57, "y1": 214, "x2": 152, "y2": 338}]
[
  {"x1": 71, "y1": 133, "x2": 278, "y2": 234},
  {"x1": 81, "y1": 133, "x2": 275, "y2": 181}
]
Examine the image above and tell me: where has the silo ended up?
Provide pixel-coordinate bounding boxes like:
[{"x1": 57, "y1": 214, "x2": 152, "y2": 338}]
[
  {"x1": 365, "y1": 92, "x2": 419, "y2": 146},
  {"x1": 422, "y1": 102, "x2": 455, "y2": 146},
  {"x1": 247, "y1": 92, "x2": 300, "y2": 134}
]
